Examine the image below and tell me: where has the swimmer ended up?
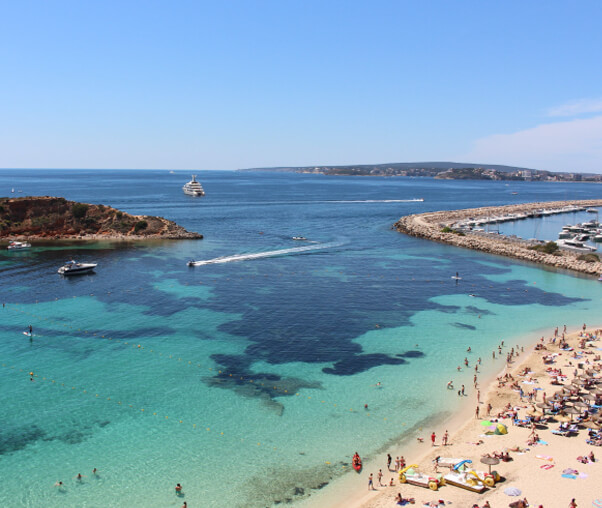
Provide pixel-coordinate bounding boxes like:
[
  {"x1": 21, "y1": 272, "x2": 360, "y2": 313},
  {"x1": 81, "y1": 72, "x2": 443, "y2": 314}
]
[
  {"x1": 467, "y1": 346, "x2": 471, "y2": 353},
  {"x1": 364, "y1": 404, "x2": 368, "y2": 409},
  {"x1": 54, "y1": 481, "x2": 64, "y2": 488},
  {"x1": 92, "y1": 468, "x2": 98, "y2": 476},
  {"x1": 376, "y1": 382, "x2": 382, "y2": 388},
  {"x1": 447, "y1": 380, "x2": 454, "y2": 390},
  {"x1": 175, "y1": 483, "x2": 183, "y2": 495}
]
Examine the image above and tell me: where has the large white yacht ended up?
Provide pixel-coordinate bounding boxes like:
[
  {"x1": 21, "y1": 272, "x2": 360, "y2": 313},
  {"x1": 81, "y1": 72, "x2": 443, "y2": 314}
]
[{"x1": 183, "y1": 175, "x2": 205, "y2": 197}]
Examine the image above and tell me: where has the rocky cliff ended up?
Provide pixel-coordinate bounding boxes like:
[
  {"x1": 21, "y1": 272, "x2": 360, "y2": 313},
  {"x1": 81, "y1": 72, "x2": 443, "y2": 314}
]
[{"x1": 0, "y1": 196, "x2": 202, "y2": 240}]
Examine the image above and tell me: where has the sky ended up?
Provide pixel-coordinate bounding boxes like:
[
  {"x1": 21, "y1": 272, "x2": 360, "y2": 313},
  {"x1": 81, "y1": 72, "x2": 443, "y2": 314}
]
[{"x1": 1, "y1": 1, "x2": 601, "y2": 173}]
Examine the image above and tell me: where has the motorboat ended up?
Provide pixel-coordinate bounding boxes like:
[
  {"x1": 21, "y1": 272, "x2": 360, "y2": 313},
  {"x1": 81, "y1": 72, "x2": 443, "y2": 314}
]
[
  {"x1": 292, "y1": 236, "x2": 307, "y2": 241},
  {"x1": 556, "y1": 238, "x2": 597, "y2": 253},
  {"x1": 587, "y1": 208, "x2": 598, "y2": 213},
  {"x1": 594, "y1": 233, "x2": 602, "y2": 243},
  {"x1": 558, "y1": 231, "x2": 574, "y2": 239},
  {"x1": 58, "y1": 260, "x2": 97, "y2": 275},
  {"x1": 182, "y1": 175, "x2": 205, "y2": 197},
  {"x1": 7, "y1": 241, "x2": 31, "y2": 250}
]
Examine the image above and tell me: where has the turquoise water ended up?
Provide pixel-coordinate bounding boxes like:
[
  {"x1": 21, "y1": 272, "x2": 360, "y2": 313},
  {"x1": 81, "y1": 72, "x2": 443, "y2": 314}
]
[{"x1": 1, "y1": 171, "x2": 601, "y2": 507}]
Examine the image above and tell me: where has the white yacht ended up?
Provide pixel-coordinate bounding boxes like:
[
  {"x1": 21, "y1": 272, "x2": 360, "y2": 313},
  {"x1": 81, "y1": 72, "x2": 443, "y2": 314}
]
[
  {"x1": 7, "y1": 241, "x2": 31, "y2": 250},
  {"x1": 183, "y1": 175, "x2": 205, "y2": 197},
  {"x1": 58, "y1": 260, "x2": 97, "y2": 275},
  {"x1": 557, "y1": 238, "x2": 597, "y2": 253}
]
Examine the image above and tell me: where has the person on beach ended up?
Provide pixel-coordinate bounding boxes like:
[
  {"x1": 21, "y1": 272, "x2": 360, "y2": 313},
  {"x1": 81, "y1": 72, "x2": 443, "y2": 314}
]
[
  {"x1": 387, "y1": 453, "x2": 392, "y2": 470},
  {"x1": 492, "y1": 350, "x2": 495, "y2": 359},
  {"x1": 368, "y1": 473, "x2": 374, "y2": 490},
  {"x1": 377, "y1": 469, "x2": 383, "y2": 486},
  {"x1": 475, "y1": 405, "x2": 479, "y2": 418},
  {"x1": 442, "y1": 430, "x2": 448, "y2": 446},
  {"x1": 431, "y1": 432, "x2": 436, "y2": 446},
  {"x1": 569, "y1": 498, "x2": 577, "y2": 507},
  {"x1": 477, "y1": 390, "x2": 481, "y2": 403},
  {"x1": 461, "y1": 384, "x2": 465, "y2": 396},
  {"x1": 389, "y1": 477, "x2": 394, "y2": 486}
]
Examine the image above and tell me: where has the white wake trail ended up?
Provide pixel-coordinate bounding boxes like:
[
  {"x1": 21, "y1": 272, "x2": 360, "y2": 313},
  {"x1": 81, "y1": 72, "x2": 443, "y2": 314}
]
[{"x1": 187, "y1": 241, "x2": 344, "y2": 266}]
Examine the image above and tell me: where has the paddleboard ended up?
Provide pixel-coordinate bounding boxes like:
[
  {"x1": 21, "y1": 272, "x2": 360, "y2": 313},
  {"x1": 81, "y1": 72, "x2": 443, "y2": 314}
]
[{"x1": 23, "y1": 331, "x2": 32, "y2": 337}]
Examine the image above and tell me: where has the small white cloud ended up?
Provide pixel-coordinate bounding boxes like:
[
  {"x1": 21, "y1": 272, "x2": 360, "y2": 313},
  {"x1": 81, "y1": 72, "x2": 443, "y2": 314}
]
[
  {"x1": 464, "y1": 115, "x2": 602, "y2": 173},
  {"x1": 548, "y1": 98, "x2": 602, "y2": 117}
]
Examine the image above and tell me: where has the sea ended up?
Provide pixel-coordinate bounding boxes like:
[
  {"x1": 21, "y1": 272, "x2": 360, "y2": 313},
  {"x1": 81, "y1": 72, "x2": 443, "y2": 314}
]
[{"x1": 1, "y1": 170, "x2": 601, "y2": 508}]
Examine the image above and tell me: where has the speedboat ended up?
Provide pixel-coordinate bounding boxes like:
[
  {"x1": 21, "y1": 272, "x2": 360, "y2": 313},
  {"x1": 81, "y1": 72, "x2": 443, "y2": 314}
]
[
  {"x1": 7, "y1": 241, "x2": 31, "y2": 250},
  {"x1": 292, "y1": 236, "x2": 307, "y2": 241},
  {"x1": 58, "y1": 260, "x2": 97, "y2": 275},
  {"x1": 183, "y1": 175, "x2": 205, "y2": 197},
  {"x1": 587, "y1": 208, "x2": 598, "y2": 213}
]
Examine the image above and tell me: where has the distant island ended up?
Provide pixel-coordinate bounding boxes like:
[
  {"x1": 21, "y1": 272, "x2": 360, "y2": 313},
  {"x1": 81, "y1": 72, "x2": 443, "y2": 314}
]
[
  {"x1": 0, "y1": 196, "x2": 202, "y2": 241},
  {"x1": 240, "y1": 162, "x2": 602, "y2": 182}
]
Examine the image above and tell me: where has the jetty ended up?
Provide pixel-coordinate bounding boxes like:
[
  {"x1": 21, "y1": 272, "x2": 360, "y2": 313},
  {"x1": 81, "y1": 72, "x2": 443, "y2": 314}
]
[{"x1": 394, "y1": 200, "x2": 602, "y2": 276}]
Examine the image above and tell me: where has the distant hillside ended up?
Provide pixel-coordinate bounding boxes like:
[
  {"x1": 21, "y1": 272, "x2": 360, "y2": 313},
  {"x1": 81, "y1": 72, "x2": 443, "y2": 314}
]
[
  {"x1": 240, "y1": 161, "x2": 534, "y2": 174},
  {"x1": 0, "y1": 196, "x2": 203, "y2": 240},
  {"x1": 238, "y1": 162, "x2": 601, "y2": 182}
]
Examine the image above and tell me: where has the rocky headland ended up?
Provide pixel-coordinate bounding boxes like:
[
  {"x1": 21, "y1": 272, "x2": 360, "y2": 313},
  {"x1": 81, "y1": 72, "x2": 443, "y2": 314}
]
[
  {"x1": 395, "y1": 199, "x2": 602, "y2": 276},
  {"x1": 0, "y1": 196, "x2": 202, "y2": 241}
]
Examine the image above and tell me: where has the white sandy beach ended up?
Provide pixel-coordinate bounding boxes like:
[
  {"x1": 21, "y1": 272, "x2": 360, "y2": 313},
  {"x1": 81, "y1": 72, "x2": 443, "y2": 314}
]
[{"x1": 320, "y1": 325, "x2": 602, "y2": 508}]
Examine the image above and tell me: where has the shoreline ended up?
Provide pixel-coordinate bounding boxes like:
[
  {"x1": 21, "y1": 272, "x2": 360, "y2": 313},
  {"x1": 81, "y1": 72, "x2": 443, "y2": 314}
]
[
  {"x1": 326, "y1": 322, "x2": 602, "y2": 508},
  {"x1": 395, "y1": 199, "x2": 602, "y2": 277}
]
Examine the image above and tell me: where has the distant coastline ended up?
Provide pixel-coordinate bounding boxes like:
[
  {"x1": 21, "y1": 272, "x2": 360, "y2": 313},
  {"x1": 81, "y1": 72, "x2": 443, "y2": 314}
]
[
  {"x1": 0, "y1": 196, "x2": 202, "y2": 242},
  {"x1": 395, "y1": 200, "x2": 602, "y2": 276},
  {"x1": 239, "y1": 162, "x2": 602, "y2": 183}
]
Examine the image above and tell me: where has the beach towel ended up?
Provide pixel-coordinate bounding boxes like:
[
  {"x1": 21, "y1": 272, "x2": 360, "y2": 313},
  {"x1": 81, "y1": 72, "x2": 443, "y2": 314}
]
[
  {"x1": 540, "y1": 464, "x2": 554, "y2": 469},
  {"x1": 561, "y1": 474, "x2": 577, "y2": 479},
  {"x1": 535, "y1": 455, "x2": 553, "y2": 461}
]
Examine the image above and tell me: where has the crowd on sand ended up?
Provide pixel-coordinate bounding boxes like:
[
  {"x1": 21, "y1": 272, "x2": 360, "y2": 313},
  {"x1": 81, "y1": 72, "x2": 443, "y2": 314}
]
[{"x1": 350, "y1": 325, "x2": 602, "y2": 508}]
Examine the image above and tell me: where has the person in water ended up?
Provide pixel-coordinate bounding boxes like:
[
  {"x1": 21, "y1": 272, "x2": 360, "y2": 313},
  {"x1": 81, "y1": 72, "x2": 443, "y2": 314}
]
[{"x1": 175, "y1": 483, "x2": 183, "y2": 495}]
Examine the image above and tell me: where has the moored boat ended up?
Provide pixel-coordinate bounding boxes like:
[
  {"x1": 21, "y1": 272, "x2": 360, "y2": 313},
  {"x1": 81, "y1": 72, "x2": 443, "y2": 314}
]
[{"x1": 7, "y1": 241, "x2": 31, "y2": 250}]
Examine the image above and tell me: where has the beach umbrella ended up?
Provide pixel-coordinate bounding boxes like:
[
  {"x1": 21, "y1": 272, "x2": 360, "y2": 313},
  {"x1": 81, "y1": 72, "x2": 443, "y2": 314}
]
[
  {"x1": 526, "y1": 409, "x2": 543, "y2": 417},
  {"x1": 583, "y1": 421, "x2": 601, "y2": 430},
  {"x1": 536, "y1": 402, "x2": 551, "y2": 409},
  {"x1": 504, "y1": 487, "x2": 522, "y2": 496},
  {"x1": 480, "y1": 456, "x2": 500, "y2": 474},
  {"x1": 495, "y1": 423, "x2": 508, "y2": 435},
  {"x1": 570, "y1": 401, "x2": 589, "y2": 408},
  {"x1": 555, "y1": 414, "x2": 571, "y2": 422},
  {"x1": 564, "y1": 406, "x2": 581, "y2": 414}
]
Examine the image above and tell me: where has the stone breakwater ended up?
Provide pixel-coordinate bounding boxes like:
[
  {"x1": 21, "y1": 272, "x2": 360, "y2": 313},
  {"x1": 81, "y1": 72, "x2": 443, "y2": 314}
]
[{"x1": 394, "y1": 200, "x2": 602, "y2": 276}]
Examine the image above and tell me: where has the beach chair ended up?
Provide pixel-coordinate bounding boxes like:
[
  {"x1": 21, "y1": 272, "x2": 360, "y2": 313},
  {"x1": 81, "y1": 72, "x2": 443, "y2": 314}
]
[
  {"x1": 551, "y1": 428, "x2": 569, "y2": 437},
  {"x1": 513, "y1": 417, "x2": 531, "y2": 427}
]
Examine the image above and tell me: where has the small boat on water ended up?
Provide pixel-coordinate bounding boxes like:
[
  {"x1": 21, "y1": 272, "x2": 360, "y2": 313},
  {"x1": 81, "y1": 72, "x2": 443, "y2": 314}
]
[
  {"x1": 352, "y1": 453, "x2": 362, "y2": 472},
  {"x1": 7, "y1": 241, "x2": 31, "y2": 250},
  {"x1": 556, "y1": 238, "x2": 597, "y2": 253},
  {"x1": 586, "y1": 208, "x2": 598, "y2": 213},
  {"x1": 182, "y1": 175, "x2": 205, "y2": 197},
  {"x1": 292, "y1": 236, "x2": 307, "y2": 241},
  {"x1": 58, "y1": 260, "x2": 97, "y2": 275}
]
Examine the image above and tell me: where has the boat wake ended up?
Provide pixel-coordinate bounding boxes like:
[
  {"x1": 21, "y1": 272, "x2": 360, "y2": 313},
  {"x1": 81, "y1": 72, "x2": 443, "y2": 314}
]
[{"x1": 187, "y1": 241, "x2": 345, "y2": 266}]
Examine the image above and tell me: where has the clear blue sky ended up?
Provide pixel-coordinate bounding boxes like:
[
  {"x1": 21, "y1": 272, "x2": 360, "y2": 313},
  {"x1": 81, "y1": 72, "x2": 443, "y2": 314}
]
[{"x1": 1, "y1": 1, "x2": 601, "y2": 172}]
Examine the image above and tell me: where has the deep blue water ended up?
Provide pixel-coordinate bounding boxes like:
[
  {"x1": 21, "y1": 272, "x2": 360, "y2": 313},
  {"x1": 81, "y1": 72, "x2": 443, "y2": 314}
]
[{"x1": 1, "y1": 170, "x2": 601, "y2": 507}]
